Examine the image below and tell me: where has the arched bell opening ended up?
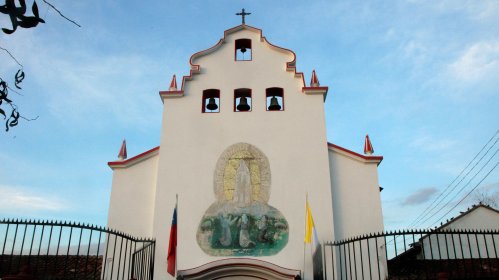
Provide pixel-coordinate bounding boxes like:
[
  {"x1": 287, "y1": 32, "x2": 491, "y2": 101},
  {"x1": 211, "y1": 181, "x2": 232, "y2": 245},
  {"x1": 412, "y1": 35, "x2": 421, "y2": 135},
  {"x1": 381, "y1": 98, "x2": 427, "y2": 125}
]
[
  {"x1": 235, "y1": 39, "x2": 252, "y2": 61},
  {"x1": 177, "y1": 258, "x2": 301, "y2": 280},
  {"x1": 234, "y1": 88, "x2": 252, "y2": 112},
  {"x1": 203, "y1": 89, "x2": 220, "y2": 113},
  {"x1": 266, "y1": 87, "x2": 284, "y2": 111}
]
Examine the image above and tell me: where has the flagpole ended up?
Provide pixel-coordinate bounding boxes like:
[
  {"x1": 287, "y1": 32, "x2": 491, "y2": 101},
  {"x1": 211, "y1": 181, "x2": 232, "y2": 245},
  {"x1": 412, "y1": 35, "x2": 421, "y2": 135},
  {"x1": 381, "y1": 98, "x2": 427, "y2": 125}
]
[
  {"x1": 167, "y1": 194, "x2": 178, "y2": 277},
  {"x1": 175, "y1": 193, "x2": 178, "y2": 276},
  {"x1": 303, "y1": 193, "x2": 307, "y2": 280}
]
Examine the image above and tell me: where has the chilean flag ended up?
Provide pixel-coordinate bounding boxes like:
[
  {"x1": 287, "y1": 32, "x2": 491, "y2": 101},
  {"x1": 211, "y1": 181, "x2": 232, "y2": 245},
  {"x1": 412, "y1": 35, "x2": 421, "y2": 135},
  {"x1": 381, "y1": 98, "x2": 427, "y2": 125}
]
[{"x1": 167, "y1": 206, "x2": 177, "y2": 276}]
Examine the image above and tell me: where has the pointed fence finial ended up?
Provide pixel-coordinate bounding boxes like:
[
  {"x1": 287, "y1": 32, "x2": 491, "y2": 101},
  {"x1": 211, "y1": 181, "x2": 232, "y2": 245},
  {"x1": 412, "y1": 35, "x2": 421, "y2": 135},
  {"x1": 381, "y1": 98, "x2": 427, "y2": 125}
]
[
  {"x1": 169, "y1": 74, "x2": 177, "y2": 91},
  {"x1": 118, "y1": 139, "x2": 127, "y2": 160},
  {"x1": 310, "y1": 70, "x2": 320, "y2": 87},
  {"x1": 364, "y1": 134, "x2": 374, "y2": 155}
]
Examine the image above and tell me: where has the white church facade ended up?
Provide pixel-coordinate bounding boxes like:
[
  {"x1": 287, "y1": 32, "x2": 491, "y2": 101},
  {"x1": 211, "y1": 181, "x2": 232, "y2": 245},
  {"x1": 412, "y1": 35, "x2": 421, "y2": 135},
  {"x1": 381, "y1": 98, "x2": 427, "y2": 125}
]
[{"x1": 107, "y1": 23, "x2": 385, "y2": 280}]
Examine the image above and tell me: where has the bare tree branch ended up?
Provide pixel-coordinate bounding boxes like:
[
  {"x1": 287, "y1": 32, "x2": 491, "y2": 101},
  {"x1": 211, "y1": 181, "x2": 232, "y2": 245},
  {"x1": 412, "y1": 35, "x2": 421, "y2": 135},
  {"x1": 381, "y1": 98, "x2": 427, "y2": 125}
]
[
  {"x1": 42, "y1": 0, "x2": 81, "y2": 28},
  {"x1": 20, "y1": 115, "x2": 39, "y2": 121},
  {"x1": 472, "y1": 189, "x2": 499, "y2": 208},
  {"x1": 7, "y1": 84, "x2": 24, "y2": 96},
  {"x1": 0, "y1": 0, "x2": 79, "y2": 132},
  {"x1": 0, "y1": 45, "x2": 23, "y2": 68}
]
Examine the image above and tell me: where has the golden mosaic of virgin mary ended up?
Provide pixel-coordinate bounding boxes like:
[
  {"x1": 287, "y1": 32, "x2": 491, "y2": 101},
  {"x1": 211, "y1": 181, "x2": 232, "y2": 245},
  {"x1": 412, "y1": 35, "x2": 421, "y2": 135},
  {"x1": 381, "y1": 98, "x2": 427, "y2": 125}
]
[{"x1": 196, "y1": 143, "x2": 289, "y2": 256}]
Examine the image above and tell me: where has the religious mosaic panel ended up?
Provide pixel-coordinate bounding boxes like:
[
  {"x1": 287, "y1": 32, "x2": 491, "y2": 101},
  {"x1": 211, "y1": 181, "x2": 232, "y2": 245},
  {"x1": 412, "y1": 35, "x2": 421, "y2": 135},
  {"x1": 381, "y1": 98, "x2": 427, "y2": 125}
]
[{"x1": 197, "y1": 143, "x2": 289, "y2": 256}]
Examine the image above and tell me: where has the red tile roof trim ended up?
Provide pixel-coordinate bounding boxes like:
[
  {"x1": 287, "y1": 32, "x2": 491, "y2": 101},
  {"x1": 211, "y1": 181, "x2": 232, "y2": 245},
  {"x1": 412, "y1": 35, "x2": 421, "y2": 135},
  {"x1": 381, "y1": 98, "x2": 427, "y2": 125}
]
[
  {"x1": 328, "y1": 142, "x2": 383, "y2": 164},
  {"x1": 108, "y1": 146, "x2": 160, "y2": 169},
  {"x1": 109, "y1": 143, "x2": 380, "y2": 169},
  {"x1": 159, "y1": 90, "x2": 184, "y2": 99},
  {"x1": 302, "y1": 86, "x2": 328, "y2": 101},
  {"x1": 302, "y1": 86, "x2": 329, "y2": 91}
]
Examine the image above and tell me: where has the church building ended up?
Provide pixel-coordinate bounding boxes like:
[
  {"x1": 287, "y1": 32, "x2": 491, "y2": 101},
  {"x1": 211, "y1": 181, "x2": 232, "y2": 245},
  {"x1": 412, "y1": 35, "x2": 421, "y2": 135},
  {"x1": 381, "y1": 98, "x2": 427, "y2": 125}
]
[{"x1": 107, "y1": 18, "x2": 385, "y2": 280}]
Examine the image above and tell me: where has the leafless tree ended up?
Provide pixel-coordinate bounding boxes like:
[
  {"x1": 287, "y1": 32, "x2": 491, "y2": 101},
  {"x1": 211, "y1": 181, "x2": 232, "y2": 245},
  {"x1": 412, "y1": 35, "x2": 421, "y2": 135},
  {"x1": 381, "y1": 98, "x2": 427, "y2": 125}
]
[
  {"x1": 472, "y1": 188, "x2": 499, "y2": 208},
  {"x1": 1, "y1": 0, "x2": 79, "y2": 131}
]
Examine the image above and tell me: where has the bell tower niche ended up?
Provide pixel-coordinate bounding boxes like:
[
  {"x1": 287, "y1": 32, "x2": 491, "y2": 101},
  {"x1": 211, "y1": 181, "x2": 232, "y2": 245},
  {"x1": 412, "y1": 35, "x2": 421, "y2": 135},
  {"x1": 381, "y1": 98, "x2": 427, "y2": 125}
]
[
  {"x1": 234, "y1": 88, "x2": 252, "y2": 112},
  {"x1": 202, "y1": 89, "x2": 220, "y2": 113},
  {"x1": 266, "y1": 87, "x2": 284, "y2": 111}
]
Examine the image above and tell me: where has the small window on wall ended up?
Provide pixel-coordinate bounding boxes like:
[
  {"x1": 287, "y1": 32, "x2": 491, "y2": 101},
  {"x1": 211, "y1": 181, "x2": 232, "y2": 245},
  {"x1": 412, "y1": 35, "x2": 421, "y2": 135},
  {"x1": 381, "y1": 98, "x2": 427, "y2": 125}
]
[
  {"x1": 234, "y1": 88, "x2": 252, "y2": 112},
  {"x1": 202, "y1": 89, "x2": 220, "y2": 113},
  {"x1": 266, "y1": 87, "x2": 284, "y2": 111},
  {"x1": 235, "y1": 39, "x2": 252, "y2": 61}
]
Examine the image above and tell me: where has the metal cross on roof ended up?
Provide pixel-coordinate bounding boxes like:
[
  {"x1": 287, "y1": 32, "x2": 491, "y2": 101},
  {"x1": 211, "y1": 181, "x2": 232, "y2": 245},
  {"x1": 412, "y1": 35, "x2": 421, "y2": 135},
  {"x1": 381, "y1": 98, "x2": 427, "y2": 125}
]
[{"x1": 236, "y1": 8, "x2": 251, "y2": 25}]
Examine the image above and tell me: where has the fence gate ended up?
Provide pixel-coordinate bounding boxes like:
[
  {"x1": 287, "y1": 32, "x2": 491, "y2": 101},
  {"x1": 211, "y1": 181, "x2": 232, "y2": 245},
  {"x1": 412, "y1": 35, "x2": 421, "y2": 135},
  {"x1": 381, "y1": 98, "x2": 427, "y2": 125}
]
[
  {"x1": 0, "y1": 219, "x2": 155, "y2": 280},
  {"x1": 323, "y1": 229, "x2": 499, "y2": 280}
]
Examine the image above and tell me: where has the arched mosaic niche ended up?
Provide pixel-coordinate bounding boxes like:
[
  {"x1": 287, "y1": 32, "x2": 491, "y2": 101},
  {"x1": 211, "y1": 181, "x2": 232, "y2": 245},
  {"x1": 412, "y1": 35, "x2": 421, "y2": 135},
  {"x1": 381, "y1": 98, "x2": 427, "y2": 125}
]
[
  {"x1": 197, "y1": 143, "x2": 289, "y2": 256},
  {"x1": 213, "y1": 142, "x2": 271, "y2": 204}
]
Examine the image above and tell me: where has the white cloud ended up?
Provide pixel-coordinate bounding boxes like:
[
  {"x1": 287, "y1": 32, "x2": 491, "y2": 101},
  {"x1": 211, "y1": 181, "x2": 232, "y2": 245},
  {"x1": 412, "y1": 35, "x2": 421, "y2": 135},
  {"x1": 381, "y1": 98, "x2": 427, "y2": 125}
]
[
  {"x1": 473, "y1": 1, "x2": 499, "y2": 21},
  {"x1": 448, "y1": 41, "x2": 499, "y2": 83},
  {"x1": 0, "y1": 22, "x2": 167, "y2": 132},
  {"x1": 402, "y1": 40, "x2": 430, "y2": 66},
  {"x1": 409, "y1": 134, "x2": 456, "y2": 152},
  {"x1": 403, "y1": 132, "x2": 467, "y2": 175},
  {"x1": 29, "y1": 50, "x2": 164, "y2": 130},
  {"x1": 405, "y1": 0, "x2": 499, "y2": 22},
  {"x1": 0, "y1": 185, "x2": 66, "y2": 212}
]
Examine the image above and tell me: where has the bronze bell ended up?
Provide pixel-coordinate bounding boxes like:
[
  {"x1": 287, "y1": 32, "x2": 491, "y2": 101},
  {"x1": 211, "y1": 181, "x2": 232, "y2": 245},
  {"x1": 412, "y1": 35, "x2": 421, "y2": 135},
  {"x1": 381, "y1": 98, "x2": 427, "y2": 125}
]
[
  {"x1": 206, "y1": 97, "x2": 218, "y2": 111},
  {"x1": 240, "y1": 47, "x2": 247, "y2": 53},
  {"x1": 268, "y1": 96, "x2": 281, "y2": 111},
  {"x1": 236, "y1": 96, "x2": 250, "y2": 111}
]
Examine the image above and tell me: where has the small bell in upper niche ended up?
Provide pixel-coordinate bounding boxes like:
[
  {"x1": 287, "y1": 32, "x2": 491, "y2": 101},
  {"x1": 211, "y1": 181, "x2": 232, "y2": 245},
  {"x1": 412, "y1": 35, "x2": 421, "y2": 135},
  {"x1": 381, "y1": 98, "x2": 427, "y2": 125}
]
[
  {"x1": 267, "y1": 96, "x2": 281, "y2": 111},
  {"x1": 236, "y1": 96, "x2": 251, "y2": 111},
  {"x1": 206, "y1": 97, "x2": 218, "y2": 111}
]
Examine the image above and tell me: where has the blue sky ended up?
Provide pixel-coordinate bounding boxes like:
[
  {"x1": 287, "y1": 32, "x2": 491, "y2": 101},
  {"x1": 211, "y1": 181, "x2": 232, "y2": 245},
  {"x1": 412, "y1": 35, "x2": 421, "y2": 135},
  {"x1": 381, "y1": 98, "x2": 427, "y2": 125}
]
[{"x1": 0, "y1": 0, "x2": 498, "y2": 232}]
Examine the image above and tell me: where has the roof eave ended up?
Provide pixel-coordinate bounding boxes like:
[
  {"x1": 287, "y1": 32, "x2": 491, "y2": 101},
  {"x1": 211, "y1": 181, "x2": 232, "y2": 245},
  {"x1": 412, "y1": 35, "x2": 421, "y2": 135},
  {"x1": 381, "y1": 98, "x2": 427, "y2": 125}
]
[
  {"x1": 108, "y1": 146, "x2": 160, "y2": 169},
  {"x1": 303, "y1": 86, "x2": 329, "y2": 101},
  {"x1": 328, "y1": 142, "x2": 383, "y2": 165}
]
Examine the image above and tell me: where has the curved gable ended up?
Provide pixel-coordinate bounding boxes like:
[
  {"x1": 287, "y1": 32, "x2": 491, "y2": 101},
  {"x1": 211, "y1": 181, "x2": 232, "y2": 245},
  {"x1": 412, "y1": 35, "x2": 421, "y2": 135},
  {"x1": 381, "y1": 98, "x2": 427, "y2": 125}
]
[{"x1": 161, "y1": 25, "x2": 311, "y2": 99}]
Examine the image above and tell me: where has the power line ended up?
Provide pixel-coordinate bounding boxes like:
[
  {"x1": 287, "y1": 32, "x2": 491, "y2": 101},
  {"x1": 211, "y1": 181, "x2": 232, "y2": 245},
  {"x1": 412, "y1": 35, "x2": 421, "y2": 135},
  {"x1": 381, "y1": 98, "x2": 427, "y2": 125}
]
[
  {"x1": 430, "y1": 160, "x2": 499, "y2": 227},
  {"x1": 415, "y1": 141, "x2": 499, "y2": 227},
  {"x1": 422, "y1": 147, "x2": 499, "y2": 226},
  {"x1": 409, "y1": 131, "x2": 498, "y2": 227},
  {"x1": 408, "y1": 130, "x2": 499, "y2": 227}
]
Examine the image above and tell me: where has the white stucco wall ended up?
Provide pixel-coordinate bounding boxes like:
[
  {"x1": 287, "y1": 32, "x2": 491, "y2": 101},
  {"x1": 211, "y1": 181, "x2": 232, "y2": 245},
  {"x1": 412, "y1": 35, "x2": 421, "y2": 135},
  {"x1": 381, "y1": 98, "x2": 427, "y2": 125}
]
[
  {"x1": 327, "y1": 148, "x2": 386, "y2": 280},
  {"x1": 107, "y1": 153, "x2": 159, "y2": 237},
  {"x1": 442, "y1": 206, "x2": 499, "y2": 231},
  {"x1": 420, "y1": 206, "x2": 499, "y2": 259},
  {"x1": 152, "y1": 27, "x2": 334, "y2": 279},
  {"x1": 328, "y1": 149, "x2": 384, "y2": 240}
]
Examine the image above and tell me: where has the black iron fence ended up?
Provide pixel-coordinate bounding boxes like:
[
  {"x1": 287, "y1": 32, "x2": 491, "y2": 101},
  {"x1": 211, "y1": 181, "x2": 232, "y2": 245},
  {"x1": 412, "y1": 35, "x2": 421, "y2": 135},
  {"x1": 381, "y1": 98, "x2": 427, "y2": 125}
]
[
  {"x1": 0, "y1": 219, "x2": 155, "y2": 280},
  {"x1": 130, "y1": 241, "x2": 155, "y2": 280},
  {"x1": 323, "y1": 229, "x2": 499, "y2": 280}
]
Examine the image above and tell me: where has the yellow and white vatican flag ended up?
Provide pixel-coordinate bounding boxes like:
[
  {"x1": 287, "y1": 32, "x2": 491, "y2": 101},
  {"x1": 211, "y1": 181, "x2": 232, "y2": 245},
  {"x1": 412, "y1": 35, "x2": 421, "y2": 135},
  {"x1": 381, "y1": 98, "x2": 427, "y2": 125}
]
[
  {"x1": 304, "y1": 200, "x2": 319, "y2": 247},
  {"x1": 305, "y1": 199, "x2": 324, "y2": 280}
]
